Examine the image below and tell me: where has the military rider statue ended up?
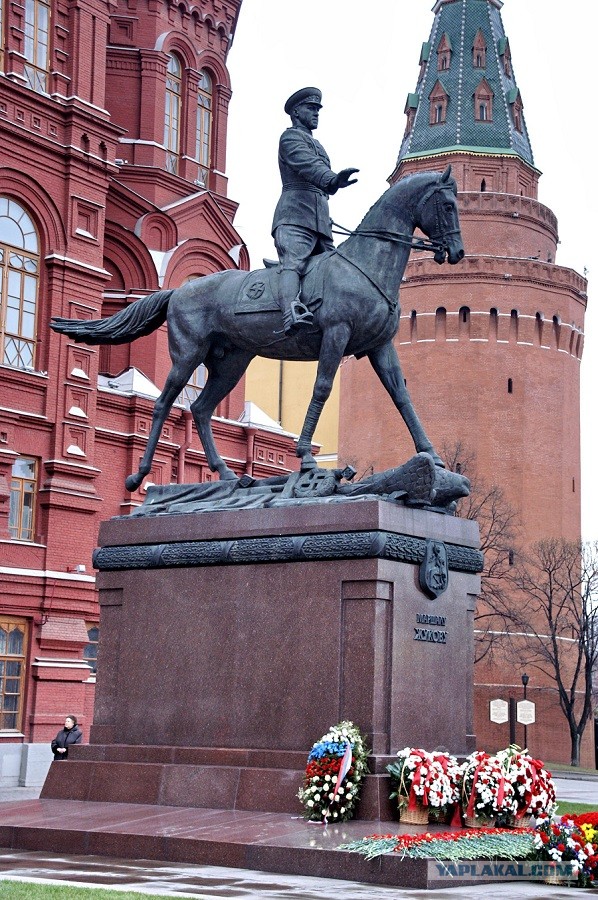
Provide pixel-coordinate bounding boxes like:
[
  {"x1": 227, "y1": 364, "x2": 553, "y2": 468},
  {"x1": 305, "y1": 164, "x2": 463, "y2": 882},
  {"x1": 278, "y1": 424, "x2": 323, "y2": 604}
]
[{"x1": 272, "y1": 87, "x2": 359, "y2": 334}]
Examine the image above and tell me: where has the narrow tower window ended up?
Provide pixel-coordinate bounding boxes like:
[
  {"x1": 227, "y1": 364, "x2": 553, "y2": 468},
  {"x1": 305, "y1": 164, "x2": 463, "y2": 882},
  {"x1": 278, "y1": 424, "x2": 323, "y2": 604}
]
[
  {"x1": 510, "y1": 309, "x2": 519, "y2": 342},
  {"x1": 535, "y1": 312, "x2": 544, "y2": 347},
  {"x1": 164, "y1": 53, "x2": 182, "y2": 174},
  {"x1": 437, "y1": 33, "x2": 451, "y2": 71},
  {"x1": 489, "y1": 307, "x2": 498, "y2": 341},
  {"x1": 459, "y1": 306, "x2": 470, "y2": 339},
  {"x1": 474, "y1": 79, "x2": 493, "y2": 122},
  {"x1": 472, "y1": 30, "x2": 487, "y2": 68},
  {"x1": 429, "y1": 81, "x2": 448, "y2": 125},
  {"x1": 435, "y1": 307, "x2": 446, "y2": 341},
  {"x1": 507, "y1": 378, "x2": 513, "y2": 394}
]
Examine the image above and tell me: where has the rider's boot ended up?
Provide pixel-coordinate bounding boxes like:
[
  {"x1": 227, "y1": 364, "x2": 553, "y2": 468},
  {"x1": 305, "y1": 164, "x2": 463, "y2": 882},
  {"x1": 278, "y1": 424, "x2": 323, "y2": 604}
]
[{"x1": 279, "y1": 269, "x2": 313, "y2": 334}]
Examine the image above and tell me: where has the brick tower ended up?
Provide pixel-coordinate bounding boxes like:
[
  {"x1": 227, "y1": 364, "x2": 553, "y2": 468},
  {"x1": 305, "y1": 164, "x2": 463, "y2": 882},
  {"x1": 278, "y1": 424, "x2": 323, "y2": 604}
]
[{"x1": 338, "y1": 0, "x2": 589, "y2": 763}]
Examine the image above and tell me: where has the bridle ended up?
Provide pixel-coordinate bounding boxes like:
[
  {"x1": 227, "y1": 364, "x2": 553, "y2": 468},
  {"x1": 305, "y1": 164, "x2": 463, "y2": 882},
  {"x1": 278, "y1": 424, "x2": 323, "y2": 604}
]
[{"x1": 331, "y1": 180, "x2": 461, "y2": 263}]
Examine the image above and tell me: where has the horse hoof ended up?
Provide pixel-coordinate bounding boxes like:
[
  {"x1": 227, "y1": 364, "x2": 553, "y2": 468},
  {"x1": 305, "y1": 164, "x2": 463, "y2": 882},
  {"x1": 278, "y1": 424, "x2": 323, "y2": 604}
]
[
  {"x1": 219, "y1": 468, "x2": 238, "y2": 482},
  {"x1": 125, "y1": 473, "x2": 142, "y2": 492}
]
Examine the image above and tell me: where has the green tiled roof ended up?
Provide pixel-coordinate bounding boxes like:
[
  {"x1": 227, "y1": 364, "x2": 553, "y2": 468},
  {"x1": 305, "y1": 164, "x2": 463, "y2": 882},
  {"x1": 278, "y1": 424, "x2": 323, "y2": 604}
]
[{"x1": 397, "y1": 0, "x2": 534, "y2": 166}]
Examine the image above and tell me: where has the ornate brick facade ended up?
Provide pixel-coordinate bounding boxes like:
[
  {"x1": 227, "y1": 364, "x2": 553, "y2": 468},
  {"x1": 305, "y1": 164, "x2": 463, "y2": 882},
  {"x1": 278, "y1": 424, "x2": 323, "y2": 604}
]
[{"x1": 0, "y1": 0, "x2": 299, "y2": 781}]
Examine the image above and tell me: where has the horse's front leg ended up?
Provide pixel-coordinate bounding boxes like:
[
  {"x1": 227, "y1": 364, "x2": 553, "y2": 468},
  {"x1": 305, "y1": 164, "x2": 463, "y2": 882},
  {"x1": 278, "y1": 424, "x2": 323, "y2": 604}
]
[
  {"x1": 297, "y1": 324, "x2": 351, "y2": 469},
  {"x1": 368, "y1": 341, "x2": 445, "y2": 467}
]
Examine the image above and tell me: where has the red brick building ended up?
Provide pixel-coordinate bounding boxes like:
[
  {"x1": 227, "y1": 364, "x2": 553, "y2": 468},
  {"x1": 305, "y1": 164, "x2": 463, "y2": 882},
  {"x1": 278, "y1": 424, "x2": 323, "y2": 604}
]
[
  {"x1": 339, "y1": 0, "x2": 590, "y2": 764},
  {"x1": 0, "y1": 0, "x2": 300, "y2": 784}
]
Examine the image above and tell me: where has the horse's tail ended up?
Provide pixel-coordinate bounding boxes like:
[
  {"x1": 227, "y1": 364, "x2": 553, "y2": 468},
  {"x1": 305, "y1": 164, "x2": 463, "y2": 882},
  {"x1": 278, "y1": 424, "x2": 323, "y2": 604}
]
[{"x1": 50, "y1": 289, "x2": 173, "y2": 345}]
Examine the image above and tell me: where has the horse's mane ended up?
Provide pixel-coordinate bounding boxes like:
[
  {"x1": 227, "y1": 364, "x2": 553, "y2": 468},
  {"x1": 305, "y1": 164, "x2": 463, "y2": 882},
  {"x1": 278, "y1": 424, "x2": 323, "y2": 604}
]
[{"x1": 358, "y1": 169, "x2": 447, "y2": 232}]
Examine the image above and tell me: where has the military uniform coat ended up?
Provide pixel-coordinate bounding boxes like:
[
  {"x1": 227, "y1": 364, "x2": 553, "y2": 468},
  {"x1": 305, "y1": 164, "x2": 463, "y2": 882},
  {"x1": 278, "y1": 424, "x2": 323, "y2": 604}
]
[{"x1": 271, "y1": 127, "x2": 338, "y2": 239}]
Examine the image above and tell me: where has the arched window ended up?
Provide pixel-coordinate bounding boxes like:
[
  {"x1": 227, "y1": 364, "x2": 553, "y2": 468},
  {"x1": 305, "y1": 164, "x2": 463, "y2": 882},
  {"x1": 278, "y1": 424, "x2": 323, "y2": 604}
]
[
  {"x1": 0, "y1": 197, "x2": 40, "y2": 370},
  {"x1": 164, "y1": 53, "x2": 182, "y2": 174},
  {"x1": 0, "y1": 617, "x2": 28, "y2": 731},
  {"x1": 23, "y1": 0, "x2": 51, "y2": 92},
  {"x1": 179, "y1": 364, "x2": 207, "y2": 408},
  {"x1": 195, "y1": 69, "x2": 213, "y2": 187}
]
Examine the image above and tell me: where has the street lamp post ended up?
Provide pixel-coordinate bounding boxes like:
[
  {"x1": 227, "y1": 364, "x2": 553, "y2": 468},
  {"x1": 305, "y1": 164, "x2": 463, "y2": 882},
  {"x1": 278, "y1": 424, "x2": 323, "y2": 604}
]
[{"x1": 521, "y1": 673, "x2": 529, "y2": 750}]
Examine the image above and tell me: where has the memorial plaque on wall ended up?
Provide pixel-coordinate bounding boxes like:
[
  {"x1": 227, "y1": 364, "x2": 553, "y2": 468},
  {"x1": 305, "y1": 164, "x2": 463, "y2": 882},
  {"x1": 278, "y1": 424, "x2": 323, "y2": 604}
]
[
  {"x1": 489, "y1": 698, "x2": 509, "y2": 724},
  {"x1": 517, "y1": 700, "x2": 536, "y2": 725}
]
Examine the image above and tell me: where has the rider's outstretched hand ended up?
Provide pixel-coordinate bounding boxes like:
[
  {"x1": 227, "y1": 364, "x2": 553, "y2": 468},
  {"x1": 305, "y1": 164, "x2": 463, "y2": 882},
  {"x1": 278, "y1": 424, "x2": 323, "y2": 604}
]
[{"x1": 336, "y1": 167, "x2": 359, "y2": 189}]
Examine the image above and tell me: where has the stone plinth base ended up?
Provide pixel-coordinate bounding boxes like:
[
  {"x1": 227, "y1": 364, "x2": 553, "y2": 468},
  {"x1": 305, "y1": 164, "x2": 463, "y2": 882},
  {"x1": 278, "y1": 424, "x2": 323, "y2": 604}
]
[{"x1": 43, "y1": 500, "x2": 481, "y2": 817}]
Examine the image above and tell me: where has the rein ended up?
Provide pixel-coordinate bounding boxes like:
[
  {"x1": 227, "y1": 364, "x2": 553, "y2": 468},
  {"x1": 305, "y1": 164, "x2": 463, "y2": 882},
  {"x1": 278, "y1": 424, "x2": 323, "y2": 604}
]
[
  {"x1": 331, "y1": 221, "x2": 441, "y2": 253},
  {"x1": 330, "y1": 179, "x2": 460, "y2": 257}
]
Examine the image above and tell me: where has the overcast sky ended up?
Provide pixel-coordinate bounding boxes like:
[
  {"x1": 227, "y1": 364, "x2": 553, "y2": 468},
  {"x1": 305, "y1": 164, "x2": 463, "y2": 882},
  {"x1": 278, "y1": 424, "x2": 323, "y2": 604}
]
[{"x1": 224, "y1": 1, "x2": 597, "y2": 538}]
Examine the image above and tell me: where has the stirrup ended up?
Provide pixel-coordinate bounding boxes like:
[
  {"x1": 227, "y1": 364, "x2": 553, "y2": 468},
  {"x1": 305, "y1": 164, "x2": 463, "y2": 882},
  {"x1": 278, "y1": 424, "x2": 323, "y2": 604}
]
[{"x1": 283, "y1": 299, "x2": 313, "y2": 333}]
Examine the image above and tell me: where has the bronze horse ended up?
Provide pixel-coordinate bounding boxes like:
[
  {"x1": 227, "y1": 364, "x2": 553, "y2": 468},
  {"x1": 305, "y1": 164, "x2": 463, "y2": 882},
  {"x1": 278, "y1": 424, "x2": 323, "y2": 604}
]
[{"x1": 51, "y1": 166, "x2": 464, "y2": 491}]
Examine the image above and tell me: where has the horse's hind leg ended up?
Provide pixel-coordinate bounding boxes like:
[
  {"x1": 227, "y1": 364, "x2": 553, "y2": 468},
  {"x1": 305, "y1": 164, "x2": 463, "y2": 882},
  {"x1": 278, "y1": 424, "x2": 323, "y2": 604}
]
[
  {"x1": 125, "y1": 356, "x2": 201, "y2": 492},
  {"x1": 368, "y1": 341, "x2": 444, "y2": 466},
  {"x1": 191, "y1": 348, "x2": 255, "y2": 480}
]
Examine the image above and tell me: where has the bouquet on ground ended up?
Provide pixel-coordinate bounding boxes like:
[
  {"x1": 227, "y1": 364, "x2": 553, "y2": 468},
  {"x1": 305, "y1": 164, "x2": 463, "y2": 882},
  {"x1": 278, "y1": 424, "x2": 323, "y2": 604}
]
[
  {"x1": 497, "y1": 744, "x2": 556, "y2": 823},
  {"x1": 387, "y1": 747, "x2": 462, "y2": 824},
  {"x1": 297, "y1": 720, "x2": 369, "y2": 823},
  {"x1": 460, "y1": 749, "x2": 517, "y2": 824},
  {"x1": 534, "y1": 815, "x2": 598, "y2": 886}
]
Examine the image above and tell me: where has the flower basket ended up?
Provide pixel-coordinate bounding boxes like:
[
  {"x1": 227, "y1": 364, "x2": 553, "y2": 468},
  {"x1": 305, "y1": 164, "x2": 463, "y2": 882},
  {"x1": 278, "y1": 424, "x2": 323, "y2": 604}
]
[
  {"x1": 398, "y1": 795, "x2": 430, "y2": 825},
  {"x1": 387, "y1": 748, "x2": 462, "y2": 826},
  {"x1": 496, "y1": 745, "x2": 556, "y2": 824},
  {"x1": 297, "y1": 721, "x2": 369, "y2": 823},
  {"x1": 460, "y1": 750, "x2": 517, "y2": 826},
  {"x1": 464, "y1": 813, "x2": 496, "y2": 829}
]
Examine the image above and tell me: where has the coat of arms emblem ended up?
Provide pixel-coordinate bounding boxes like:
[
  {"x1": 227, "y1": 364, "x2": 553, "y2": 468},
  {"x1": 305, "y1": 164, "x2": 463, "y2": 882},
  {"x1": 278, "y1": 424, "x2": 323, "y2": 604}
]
[{"x1": 419, "y1": 539, "x2": 449, "y2": 599}]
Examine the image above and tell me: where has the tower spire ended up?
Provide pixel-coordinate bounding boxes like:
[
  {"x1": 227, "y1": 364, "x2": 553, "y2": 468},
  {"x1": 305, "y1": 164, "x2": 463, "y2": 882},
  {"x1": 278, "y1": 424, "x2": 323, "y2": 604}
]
[{"x1": 397, "y1": 0, "x2": 534, "y2": 172}]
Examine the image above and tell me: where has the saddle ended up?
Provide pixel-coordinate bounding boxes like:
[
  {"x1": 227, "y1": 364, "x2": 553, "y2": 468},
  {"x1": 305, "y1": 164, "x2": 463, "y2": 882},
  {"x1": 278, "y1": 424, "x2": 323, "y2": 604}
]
[{"x1": 234, "y1": 252, "x2": 331, "y2": 319}]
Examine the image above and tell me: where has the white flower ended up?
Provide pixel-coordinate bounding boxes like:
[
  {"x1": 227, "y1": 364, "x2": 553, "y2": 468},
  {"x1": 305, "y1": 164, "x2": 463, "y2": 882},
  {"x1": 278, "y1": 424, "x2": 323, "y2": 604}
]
[
  {"x1": 313, "y1": 793, "x2": 320, "y2": 801},
  {"x1": 307, "y1": 800, "x2": 314, "y2": 808},
  {"x1": 346, "y1": 793, "x2": 352, "y2": 801},
  {"x1": 341, "y1": 807, "x2": 346, "y2": 814}
]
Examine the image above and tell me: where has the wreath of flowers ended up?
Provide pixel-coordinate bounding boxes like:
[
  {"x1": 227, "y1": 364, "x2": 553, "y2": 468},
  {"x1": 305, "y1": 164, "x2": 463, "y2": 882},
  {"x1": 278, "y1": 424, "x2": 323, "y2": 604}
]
[
  {"x1": 387, "y1": 748, "x2": 462, "y2": 823},
  {"x1": 297, "y1": 721, "x2": 369, "y2": 823},
  {"x1": 460, "y1": 750, "x2": 517, "y2": 822},
  {"x1": 496, "y1": 745, "x2": 556, "y2": 821}
]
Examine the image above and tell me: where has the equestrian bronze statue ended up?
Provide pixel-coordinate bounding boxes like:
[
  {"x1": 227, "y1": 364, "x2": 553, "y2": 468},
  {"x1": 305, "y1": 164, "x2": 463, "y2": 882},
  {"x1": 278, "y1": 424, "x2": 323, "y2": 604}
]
[
  {"x1": 272, "y1": 86, "x2": 358, "y2": 333},
  {"x1": 51, "y1": 165, "x2": 465, "y2": 501}
]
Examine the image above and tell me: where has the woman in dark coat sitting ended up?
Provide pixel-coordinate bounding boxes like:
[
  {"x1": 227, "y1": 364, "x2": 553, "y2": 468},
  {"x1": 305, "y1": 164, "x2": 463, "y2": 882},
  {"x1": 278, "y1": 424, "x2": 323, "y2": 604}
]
[{"x1": 51, "y1": 715, "x2": 82, "y2": 760}]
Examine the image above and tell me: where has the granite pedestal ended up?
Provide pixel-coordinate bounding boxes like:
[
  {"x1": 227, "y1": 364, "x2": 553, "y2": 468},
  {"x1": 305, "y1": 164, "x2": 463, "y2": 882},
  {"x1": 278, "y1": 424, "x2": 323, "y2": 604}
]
[{"x1": 42, "y1": 499, "x2": 481, "y2": 820}]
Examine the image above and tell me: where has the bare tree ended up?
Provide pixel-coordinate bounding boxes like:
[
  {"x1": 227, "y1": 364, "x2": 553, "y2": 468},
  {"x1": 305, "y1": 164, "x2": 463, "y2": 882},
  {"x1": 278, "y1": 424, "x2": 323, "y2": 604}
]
[
  {"x1": 508, "y1": 539, "x2": 598, "y2": 766},
  {"x1": 442, "y1": 442, "x2": 520, "y2": 663}
]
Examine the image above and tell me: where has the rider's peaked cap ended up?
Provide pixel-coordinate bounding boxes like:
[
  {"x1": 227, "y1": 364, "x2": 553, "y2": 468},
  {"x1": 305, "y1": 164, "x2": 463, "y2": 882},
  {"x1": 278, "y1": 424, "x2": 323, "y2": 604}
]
[{"x1": 284, "y1": 87, "x2": 322, "y2": 115}]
